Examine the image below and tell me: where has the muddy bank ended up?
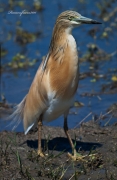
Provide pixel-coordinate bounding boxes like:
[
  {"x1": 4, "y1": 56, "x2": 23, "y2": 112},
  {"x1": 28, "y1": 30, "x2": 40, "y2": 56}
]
[{"x1": 0, "y1": 121, "x2": 117, "y2": 180}]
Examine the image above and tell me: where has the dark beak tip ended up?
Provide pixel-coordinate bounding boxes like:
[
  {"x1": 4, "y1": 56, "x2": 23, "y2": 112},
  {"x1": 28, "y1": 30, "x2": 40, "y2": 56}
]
[
  {"x1": 91, "y1": 20, "x2": 102, "y2": 24},
  {"x1": 96, "y1": 22, "x2": 102, "y2": 24}
]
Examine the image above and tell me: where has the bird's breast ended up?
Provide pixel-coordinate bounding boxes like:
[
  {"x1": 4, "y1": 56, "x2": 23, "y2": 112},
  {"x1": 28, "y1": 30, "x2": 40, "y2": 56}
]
[{"x1": 47, "y1": 34, "x2": 79, "y2": 99}]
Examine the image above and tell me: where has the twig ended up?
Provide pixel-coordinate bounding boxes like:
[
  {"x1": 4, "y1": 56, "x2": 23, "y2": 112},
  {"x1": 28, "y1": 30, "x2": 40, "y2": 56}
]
[
  {"x1": 95, "y1": 109, "x2": 113, "y2": 122},
  {"x1": 104, "y1": 115, "x2": 113, "y2": 126},
  {"x1": 74, "y1": 112, "x2": 92, "y2": 129}
]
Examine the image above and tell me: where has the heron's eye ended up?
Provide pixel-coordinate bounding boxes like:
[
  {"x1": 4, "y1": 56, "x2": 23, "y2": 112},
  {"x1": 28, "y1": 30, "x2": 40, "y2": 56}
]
[{"x1": 68, "y1": 16, "x2": 74, "y2": 21}]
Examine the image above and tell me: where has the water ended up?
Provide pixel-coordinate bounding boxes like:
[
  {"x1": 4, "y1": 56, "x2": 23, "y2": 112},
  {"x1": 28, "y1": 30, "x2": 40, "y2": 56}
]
[{"x1": 0, "y1": 0, "x2": 117, "y2": 132}]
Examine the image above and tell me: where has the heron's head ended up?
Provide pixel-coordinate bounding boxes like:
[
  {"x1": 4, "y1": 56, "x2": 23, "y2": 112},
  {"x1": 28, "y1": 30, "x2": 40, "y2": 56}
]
[{"x1": 56, "y1": 10, "x2": 101, "y2": 29}]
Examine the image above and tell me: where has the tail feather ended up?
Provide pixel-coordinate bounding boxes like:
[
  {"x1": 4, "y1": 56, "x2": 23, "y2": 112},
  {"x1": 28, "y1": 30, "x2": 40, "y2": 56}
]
[{"x1": 7, "y1": 96, "x2": 26, "y2": 131}]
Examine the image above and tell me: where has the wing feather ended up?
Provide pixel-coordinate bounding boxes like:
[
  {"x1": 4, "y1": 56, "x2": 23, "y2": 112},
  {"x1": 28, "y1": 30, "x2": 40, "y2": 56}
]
[{"x1": 23, "y1": 66, "x2": 48, "y2": 134}]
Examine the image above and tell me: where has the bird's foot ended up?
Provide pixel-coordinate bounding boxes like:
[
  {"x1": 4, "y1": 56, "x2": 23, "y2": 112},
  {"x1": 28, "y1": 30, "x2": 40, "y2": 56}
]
[
  {"x1": 67, "y1": 152, "x2": 87, "y2": 161},
  {"x1": 37, "y1": 150, "x2": 45, "y2": 157}
]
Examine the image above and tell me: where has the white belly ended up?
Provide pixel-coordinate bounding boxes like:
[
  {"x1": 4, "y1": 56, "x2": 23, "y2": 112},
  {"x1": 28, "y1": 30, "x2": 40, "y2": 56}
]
[{"x1": 43, "y1": 96, "x2": 74, "y2": 122}]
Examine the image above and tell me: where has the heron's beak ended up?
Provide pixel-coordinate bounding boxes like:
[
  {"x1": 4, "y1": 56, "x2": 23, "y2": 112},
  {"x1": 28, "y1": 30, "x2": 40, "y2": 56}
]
[{"x1": 75, "y1": 15, "x2": 102, "y2": 24}]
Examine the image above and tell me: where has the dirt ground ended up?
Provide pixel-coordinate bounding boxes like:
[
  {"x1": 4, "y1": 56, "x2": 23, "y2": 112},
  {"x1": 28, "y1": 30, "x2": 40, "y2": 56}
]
[{"x1": 0, "y1": 121, "x2": 117, "y2": 180}]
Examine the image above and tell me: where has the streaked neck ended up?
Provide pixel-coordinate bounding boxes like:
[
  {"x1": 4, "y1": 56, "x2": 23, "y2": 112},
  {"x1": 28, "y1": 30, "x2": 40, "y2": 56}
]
[{"x1": 49, "y1": 22, "x2": 73, "y2": 53}]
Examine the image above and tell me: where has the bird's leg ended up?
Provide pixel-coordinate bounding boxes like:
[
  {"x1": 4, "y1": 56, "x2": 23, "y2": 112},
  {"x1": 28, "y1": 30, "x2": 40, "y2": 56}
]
[
  {"x1": 38, "y1": 118, "x2": 44, "y2": 157},
  {"x1": 64, "y1": 116, "x2": 77, "y2": 157},
  {"x1": 64, "y1": 115, "x2": 85, "y2": 161}
]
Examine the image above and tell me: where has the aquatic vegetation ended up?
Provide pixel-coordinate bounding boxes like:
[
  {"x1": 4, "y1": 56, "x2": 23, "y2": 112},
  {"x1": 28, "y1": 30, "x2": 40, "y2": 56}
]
[
  {"x1": 15, "y1": 28, "x2": 41, "y2": 45},
  {"x1": 33, "y1": 0, "x2": 43, "y2": 11},
  {"x1": 96, "y1": 1, "x2": 117, "y2": 39},
  {"x1": 80, "y1": 43, "x2": 114, "y2": 62},
  {"x1": 6, "y1": 53, "x2": 37, "y2": 69},
  {"x1": 1, "y1": 48, "x2": 8, "y2": 57},
  {"x1": 111, "y1": 75, "x2": 117, "y2": 82}
]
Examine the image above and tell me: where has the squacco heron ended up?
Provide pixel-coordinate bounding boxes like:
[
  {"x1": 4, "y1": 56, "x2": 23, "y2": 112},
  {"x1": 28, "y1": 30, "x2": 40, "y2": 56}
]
[{"x1": 11, "y1": 11, "x2": 101, "y2": 160}]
